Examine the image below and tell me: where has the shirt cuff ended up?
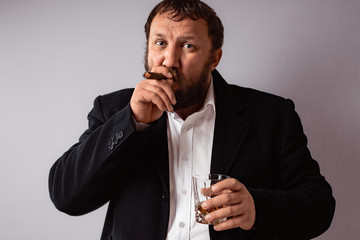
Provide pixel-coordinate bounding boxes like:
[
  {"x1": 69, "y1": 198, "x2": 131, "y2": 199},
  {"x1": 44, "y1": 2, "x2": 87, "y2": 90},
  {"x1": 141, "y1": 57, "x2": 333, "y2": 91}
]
[{"x1": 131, "y1": 115, "x2": 151, "y2": 131}]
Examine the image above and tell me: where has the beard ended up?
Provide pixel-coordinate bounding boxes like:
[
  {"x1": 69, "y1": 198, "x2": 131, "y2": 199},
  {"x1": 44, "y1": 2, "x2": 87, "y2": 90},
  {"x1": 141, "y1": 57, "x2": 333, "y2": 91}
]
[
  {"x1": 169, "y1": 64, "x2": 211, "y2": 111},
  {"x1": 145, "y1": 49, "x2": 213, "y2": 111}
]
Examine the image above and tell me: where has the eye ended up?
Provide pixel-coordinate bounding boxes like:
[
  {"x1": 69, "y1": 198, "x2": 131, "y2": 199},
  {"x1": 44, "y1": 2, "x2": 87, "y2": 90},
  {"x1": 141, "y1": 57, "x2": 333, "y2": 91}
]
[
  {"x1": 155, "y1": 40, "x2": 166, "y2": 46},
  {"x1": 183, "y1": 43, "x2": 194, "y2": 49}
]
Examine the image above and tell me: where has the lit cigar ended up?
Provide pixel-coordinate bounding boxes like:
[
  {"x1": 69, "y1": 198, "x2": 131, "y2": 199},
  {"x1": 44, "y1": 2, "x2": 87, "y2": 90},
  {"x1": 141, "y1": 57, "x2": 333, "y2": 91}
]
[{"x1": 143, "y1": 72, "x2": 167, "y2": 80}]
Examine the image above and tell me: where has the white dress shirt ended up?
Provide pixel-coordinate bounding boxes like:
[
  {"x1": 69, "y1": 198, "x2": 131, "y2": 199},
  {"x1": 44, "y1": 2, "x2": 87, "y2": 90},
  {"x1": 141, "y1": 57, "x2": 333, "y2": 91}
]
[{"x1": 166, "y1": 79, "x2": 216, "y2": 240}]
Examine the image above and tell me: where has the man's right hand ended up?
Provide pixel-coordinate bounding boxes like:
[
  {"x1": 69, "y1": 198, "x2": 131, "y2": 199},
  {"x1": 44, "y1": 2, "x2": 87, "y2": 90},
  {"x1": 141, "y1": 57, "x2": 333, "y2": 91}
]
[{"x1": 130, "y1": 67, "x2": 177, "y2": 124}]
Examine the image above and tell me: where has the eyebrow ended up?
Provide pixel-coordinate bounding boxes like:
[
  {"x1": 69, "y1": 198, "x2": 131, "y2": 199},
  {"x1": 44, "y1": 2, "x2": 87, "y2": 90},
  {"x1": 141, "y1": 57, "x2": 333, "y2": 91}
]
[
  {"x1": 151, "y1": 33, "x2": 198, "y2": 42},
  {"x1": 152, "y1": 33, "x2": 165, "y2": 38}
]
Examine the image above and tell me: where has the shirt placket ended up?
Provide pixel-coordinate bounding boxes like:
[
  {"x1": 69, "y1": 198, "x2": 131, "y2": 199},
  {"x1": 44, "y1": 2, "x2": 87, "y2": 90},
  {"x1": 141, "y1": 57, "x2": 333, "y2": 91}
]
[{"x1": 176, "y1": 121, "x2": 193, "y2": 240}]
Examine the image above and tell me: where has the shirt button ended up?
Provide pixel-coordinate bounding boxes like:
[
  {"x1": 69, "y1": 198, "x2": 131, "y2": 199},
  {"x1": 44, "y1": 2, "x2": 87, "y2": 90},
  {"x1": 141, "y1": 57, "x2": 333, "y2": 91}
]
[
  {"x1": 181, "y1": 189, "x2": 187, "y2": 195},
  {"x1": 179, "y1": 222, "x2": 185, "y2": 228}
]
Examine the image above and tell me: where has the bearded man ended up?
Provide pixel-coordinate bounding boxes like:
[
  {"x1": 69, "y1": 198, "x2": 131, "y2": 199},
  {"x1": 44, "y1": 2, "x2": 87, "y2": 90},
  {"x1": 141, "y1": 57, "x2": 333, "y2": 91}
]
[{"x1": 49, "y1": 0, "x2": 335, "y2": 239}]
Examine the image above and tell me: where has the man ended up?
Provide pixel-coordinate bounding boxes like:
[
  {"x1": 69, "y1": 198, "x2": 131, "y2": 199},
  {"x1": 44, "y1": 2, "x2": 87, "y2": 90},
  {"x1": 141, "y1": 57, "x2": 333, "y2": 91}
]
[{"x1": 49, "y1": 0, "x2": 335, "y2": 239}]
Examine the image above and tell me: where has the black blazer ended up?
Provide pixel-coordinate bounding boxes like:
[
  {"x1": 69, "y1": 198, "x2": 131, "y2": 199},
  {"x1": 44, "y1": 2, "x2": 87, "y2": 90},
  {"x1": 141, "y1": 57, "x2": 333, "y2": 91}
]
[{"x1": 49, "y1": 70, "x2": 335, "y2": 240}]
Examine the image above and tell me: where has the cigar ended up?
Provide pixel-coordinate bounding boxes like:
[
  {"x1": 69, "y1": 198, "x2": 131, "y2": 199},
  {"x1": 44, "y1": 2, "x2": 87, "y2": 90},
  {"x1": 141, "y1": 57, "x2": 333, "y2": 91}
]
[{"x1": 143, "y1": 72, "x2": 167, "y2": 80}]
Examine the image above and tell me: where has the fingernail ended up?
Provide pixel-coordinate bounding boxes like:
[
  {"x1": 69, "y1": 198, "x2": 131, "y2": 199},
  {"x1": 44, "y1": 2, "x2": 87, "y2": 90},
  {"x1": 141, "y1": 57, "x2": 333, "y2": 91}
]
[
  {"x1": 205, "y1": 214, "x2": 211, "y2": 221},
  {"x1": 202, "y1": 202, "x2": 208, "y2": 209},
  {"x1": 211, "y1": 186, "x2": 217, "y2": 192}
]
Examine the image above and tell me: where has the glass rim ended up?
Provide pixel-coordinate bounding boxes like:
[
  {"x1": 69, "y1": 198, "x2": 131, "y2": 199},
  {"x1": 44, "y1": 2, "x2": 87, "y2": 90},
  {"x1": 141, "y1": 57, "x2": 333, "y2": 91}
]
[{"x1": 192, "y1": 174, "x2": 230, "y2": 180}]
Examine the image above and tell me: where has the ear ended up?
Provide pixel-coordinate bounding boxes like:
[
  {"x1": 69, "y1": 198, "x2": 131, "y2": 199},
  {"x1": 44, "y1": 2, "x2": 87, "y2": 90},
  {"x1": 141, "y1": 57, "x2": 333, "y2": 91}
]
[{"x1": 210, "y1": 49, "x2": 222, "y2": 70}]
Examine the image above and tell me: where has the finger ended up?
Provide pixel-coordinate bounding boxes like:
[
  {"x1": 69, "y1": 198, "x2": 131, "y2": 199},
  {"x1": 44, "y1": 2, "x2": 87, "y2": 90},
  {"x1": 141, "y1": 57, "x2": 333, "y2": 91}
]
[
  {"x1": 204, "y1": 203, "x2": 243, "y2": 222},
  {"x1": 136, "y1": 90, "x2": 167, "y2": 112},
  {"x1": 147, "y1": 67, "x2": 176, "y2": 105},
  {"x1": 141, "y1": 81, "x2": 175, "y2": 111},
  {"x1": 133, "y1": 82, "x2": 168, "y2": 112},
  {"x1": 201, "y1": 187, "x2": 213, "y2": 197},
  {"x1": 143, "y1": 79, "x2": 176, "y2": 106},
  {"x1": 213, "y1": 214, "x2": 255, "y2": 231},
  {"x1": 213, "y1": 215, "x2": 243, "y2": 231},
  {"x1": 201, "y1": 191, "x2": 242, "y2": 211},
  {"x1": 156, "y1": 80, "x2": 176, "y2": 105},
  {"x1": 211, "y1": 178, "x2": 243, "y2": 195}
]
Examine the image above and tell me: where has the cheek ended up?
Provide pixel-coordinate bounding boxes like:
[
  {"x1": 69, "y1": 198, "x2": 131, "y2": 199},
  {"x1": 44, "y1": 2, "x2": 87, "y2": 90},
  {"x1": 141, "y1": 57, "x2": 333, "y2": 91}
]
[
  {"x1": 182, "y1": 57, "x2": 203, "y2": 77},
  {"x1": 147, "y1": 49, "x2": 164, "y2": 67}
]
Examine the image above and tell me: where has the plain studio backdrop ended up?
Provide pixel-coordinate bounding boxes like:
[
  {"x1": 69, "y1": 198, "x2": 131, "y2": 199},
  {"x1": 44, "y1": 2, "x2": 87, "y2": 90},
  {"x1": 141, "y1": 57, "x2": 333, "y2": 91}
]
[{"x1": 1, "y1": 0, "x2": 359, "y2": 239}]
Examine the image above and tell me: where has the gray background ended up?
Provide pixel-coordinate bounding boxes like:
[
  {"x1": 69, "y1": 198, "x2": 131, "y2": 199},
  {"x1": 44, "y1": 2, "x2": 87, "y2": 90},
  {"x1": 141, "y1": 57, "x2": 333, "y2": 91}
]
[{"x1": 1, "y1": 0, "x2": 359, "y2": 239}]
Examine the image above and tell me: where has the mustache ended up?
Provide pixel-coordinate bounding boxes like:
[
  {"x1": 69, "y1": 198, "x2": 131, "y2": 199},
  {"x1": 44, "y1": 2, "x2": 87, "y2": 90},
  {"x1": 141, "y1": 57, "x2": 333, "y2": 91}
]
[{"x1": 167, "y1": 67, "x2": 182, "y2": 83}]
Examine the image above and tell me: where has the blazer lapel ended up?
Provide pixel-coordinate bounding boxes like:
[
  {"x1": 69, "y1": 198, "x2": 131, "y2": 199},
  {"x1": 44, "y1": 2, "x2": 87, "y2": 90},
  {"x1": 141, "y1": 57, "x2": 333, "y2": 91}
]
[
  {"x1": 153, "y1": 113, "x2": 170, "y2": 194},
  {"x1": 210, "y1": 70, "x2": 249, "y2": 175}
]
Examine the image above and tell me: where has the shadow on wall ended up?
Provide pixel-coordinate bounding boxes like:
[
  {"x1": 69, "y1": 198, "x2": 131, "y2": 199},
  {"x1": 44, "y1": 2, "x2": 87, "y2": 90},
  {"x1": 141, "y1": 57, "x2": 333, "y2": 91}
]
[{"x1": 265, "y1": 10, "x2": 360, "y2": 239}]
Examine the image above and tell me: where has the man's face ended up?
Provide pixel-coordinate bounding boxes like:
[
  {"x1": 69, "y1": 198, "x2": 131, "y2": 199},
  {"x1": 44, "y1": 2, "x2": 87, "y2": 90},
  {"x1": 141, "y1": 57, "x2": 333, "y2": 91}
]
[{"x1": 145, "y1": 13, "x2": 220, "y2": 111}]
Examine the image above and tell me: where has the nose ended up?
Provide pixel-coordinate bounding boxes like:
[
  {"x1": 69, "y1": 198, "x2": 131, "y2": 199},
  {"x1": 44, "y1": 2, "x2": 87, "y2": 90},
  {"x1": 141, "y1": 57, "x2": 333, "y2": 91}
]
[{"x1": 162, "y1": 45, "x2": 180, "y2": 68}]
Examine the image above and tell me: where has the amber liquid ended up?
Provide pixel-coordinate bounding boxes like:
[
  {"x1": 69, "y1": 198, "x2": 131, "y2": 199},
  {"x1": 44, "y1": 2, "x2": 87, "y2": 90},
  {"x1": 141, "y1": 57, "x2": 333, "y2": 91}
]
[{"x1": 195, "y1": 202, "x2": 227, "y2": 225}]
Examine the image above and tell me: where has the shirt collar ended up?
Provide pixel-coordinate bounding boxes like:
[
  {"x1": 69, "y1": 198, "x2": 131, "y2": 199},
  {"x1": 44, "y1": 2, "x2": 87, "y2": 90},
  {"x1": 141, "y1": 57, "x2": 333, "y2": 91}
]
[{"x1": 198, "y1": 75, "x2": 216, "y2": 116}]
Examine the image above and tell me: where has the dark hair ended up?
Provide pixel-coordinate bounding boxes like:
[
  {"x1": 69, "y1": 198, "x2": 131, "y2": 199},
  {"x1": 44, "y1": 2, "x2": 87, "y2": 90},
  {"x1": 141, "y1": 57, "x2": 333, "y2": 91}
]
[{"x1": 144, "y1": 0, "x2": 224, "y2": 50}]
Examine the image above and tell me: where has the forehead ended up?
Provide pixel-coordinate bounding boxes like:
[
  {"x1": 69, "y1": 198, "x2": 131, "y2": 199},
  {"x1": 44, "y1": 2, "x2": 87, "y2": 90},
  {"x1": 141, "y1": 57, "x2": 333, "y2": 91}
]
[{"x1": 150, "y1": 13, "x2": 210, "y2": 40}]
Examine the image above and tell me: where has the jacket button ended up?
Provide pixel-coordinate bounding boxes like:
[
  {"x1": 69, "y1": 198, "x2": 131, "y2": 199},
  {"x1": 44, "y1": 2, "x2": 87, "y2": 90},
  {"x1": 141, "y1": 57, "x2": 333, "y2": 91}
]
[
  {"x1": 112, "y1": 136, "x2": 119, "y2": 145},
  {"x1": 116, "y1": 131, "x2": 124, "y2": 140},
  {"x1": 161, "y1": 194, "x2": 168, "y2": 201},
  {"x1": 108, "y1": 141, "x2": 114, "y2": 150}
]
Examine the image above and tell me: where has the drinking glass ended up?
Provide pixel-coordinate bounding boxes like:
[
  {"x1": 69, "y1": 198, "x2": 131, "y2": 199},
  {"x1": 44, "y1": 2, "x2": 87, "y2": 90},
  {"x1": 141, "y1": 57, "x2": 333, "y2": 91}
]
[{"x1": 192, "y1": 174, "x2": 230, "y2": 225}]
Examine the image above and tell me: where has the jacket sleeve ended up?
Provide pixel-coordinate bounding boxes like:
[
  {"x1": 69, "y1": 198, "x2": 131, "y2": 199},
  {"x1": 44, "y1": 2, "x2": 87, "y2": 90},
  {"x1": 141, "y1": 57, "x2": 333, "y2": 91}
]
[
  {"x1": 48, "y1": 94, "x2": 150, "y2": 216},
  {"x1": 248, "y1": 99, "x2": 335, "y2": 240}
]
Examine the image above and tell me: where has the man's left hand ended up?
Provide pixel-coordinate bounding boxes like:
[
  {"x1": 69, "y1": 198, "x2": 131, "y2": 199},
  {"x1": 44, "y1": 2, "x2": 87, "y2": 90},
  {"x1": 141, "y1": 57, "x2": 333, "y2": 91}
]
[{"x1": 201, "y1": 178, "x2": 256, "y2": 231}]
